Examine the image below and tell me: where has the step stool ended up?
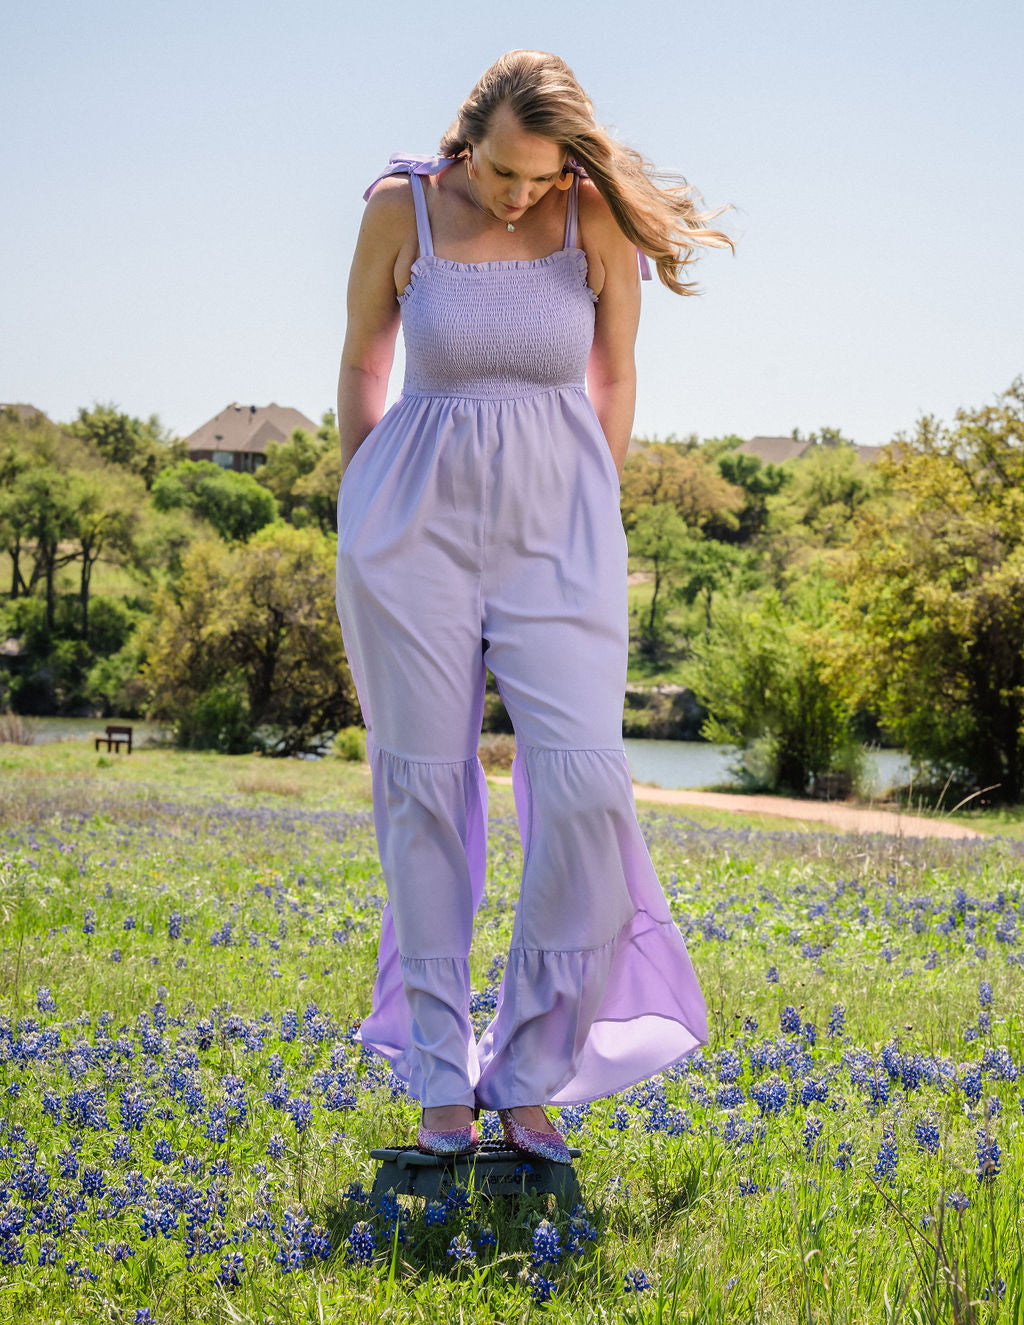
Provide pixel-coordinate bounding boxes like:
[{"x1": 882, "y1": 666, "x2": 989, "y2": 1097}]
[{"x1": 369, "y1": 1140, "x2": 581, "y2": 1206}]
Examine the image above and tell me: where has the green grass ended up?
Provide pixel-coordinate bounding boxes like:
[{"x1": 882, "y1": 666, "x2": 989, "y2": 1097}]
[{"x1": 0, "y1": 742, "x2": 1022, "y2": 1322}]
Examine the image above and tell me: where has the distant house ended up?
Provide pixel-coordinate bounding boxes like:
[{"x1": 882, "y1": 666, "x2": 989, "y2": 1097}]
[
  {"x1": 0, "y1": 403, "x2": 48, "y2": 423},
  {"x1": 185, "y1": 402, "x2": 320, "y2": 473},
  {"x1": 735, "y1": 435, "x2": 813, "y2": 465},
  {"x1": 736, "y1": 434, "x2": 883, "y2": 465}
]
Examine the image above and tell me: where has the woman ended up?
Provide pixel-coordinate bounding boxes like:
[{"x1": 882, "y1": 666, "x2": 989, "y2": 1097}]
[{"x1": 335, "y1": 49, "x2": 733, "y2": 1163}]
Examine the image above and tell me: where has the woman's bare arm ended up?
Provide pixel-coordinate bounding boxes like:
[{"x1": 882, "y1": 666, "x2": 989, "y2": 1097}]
[
  {"x1": 337, "y1": 178, "x2": 411, "y2": 469},
  {"x1": 581, "y1": 182, "x2": 642, "y2": 479}
]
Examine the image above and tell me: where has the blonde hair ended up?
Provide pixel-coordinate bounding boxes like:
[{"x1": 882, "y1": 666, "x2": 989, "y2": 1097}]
[{"x1": 439, "y1": 50, "x2": 735, "y2": 296}]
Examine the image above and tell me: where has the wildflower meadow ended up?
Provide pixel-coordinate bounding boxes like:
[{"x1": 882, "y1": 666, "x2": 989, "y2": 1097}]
[{"x1": 1, "y1": 741, "x2": 1023, "y2": 1323}]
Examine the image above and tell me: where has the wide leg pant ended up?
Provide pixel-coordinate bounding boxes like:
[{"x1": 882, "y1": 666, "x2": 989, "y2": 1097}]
[{"x1": 335, "y1": 388, "x2": 707, "y2": 1108}]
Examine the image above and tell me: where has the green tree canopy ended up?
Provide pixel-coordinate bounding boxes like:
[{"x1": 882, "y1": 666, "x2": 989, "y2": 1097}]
[
  {"x1": 68, "y1": 402, "x2": 184, "y2": 487},
  {"x1": 620, "y1": 442, "x2": 746, "y2": 539},
  {"x1": 141, "y1": 525, "x2": 358, "y2": 754},
  {"x1": 152, "y1": 460, "x2": 278, "y2": 542},
  {"x1": 685, "y1": 571, "x2": 854, "y2": 794},
  {"x1": 831, "y1": 377, "x2": 1024, "y2": 802}
]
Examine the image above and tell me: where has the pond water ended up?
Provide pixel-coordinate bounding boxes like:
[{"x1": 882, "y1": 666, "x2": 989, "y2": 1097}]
[
  {"x1": 623, "y1": 738, "x2": 912, "y2": 795},
  {"x1": 23, "y1": 718, "x2": 911, "y2": 795}
]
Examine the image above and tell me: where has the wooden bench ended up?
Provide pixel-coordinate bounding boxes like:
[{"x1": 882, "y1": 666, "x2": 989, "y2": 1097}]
[{"x1": 95, "y1": 723, "x2": 133, "y2": 754}]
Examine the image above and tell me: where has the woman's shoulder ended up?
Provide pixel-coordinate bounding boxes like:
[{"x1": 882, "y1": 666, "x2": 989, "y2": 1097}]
[{"x1": 578, "y1": 177, "x2": 634, "y2": 251}]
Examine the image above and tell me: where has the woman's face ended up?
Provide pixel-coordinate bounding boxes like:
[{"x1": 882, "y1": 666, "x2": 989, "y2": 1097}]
[{"x1": 469, "y1": 104, "x2": 566, "y2": 224}]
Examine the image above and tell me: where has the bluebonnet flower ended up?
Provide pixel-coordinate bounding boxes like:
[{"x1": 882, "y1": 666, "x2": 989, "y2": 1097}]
[
  {"x1": 751, "y1": 1075, "x2": 788, "y2": 1116},
  {"x1": 803, "y1": 1116, "x2": 824, "y2": 1161},
  {"x1": 609, "y1": 1105, "x2": 630, "y2": 1131},
  {"x1": 976, "y1": 1132, "x2": 1001, "y2": 1182},
  {"x1": 346, "y1": 1220, "x2": 375, "y2": 1265},
  {"x1": 979, "y1": 980, "x2": 993, "y2": 1007},
  {"x1": 960, "y1": 1065, "x2": 983, "y2": 1104},
  {"x1": 80, "y1": 1166, "x2": 108, "y2": 1197},
  {"x1": 111, "y1": 1135, "x2": 134, "y2": 1162},
  {"x1": 799, "y1": 1076, "x2": 829, "y2": 1107},
  {"x1": 738, "y1": 1178, "x2": 758, "y2": 1196},
  {"x1": 624, "y1": 1268, "x2": 652, "y2": 1292},
  {"x1": 135, "y1": 1311, "x2": 153, "y2": 1323},
  {"x1": 780, "y1": 1006, "x2": 801, "y2": 1034},
  {"x1": 36, "y1": 987, "x2": 57, "y2": 1014},
  {"x1": 205, "y1": 1108, "x2": 228, "y2": 1144},
  {"x1": 946, "y1": 1191, "x2": 970, "y2": 1211},
  {"x1": 168, "y1": 912, "x2": 182, "y2": 939},
  {"x1": 447, "y1": 1234, "x2": 475, "y2": 1263},
  {"x1": 982, "y1": 1278, "x2": 1006, "y2": 1301},
  {"x1": 873, "y1": 1127, "x2": 898, "y2": 1186},
  {"x1": 766, "y1": 966, "x2": 779, "y2": 983},
  {"x1": 57, "y1": 1149, "x2": 79, "y2": 1181},
  {"x1": 424, "y1": 1200, "x2": 449, "y2": 1226},
  {"x1": 476, "y1": 1226, "x2": 498, "y2": 1249},
  {"x1": 523, "y1": 1270, "x2": 558, "y2": 1303},
  {"x1": 531, "y1": 1219, "x2": 561, "y2": 1266},
  {"x1": 444, "y1": 1186, "x2": 470, "y2": 1217},
  {"x1": 914, "y1": 1116, "x2": 940, "y2": 1154},
  {"x1": 833, "y1": 1140, "x2": 854, "y2": 1171},
  {"x1": 285, "y1": 1095, "x2": 312, "y2": 1133},
  {"x1": 978, "y1": 1012, "x2": 991, "y2": 1035},
  {"x1": 564, "y1": 1206, "x2": 597, "y2": 1255},
  {"x1": 83, "y1": 908, "x2": 95, "y2": 935},
  {"x1": 1, "y1": 1234, "x2": 26, "y2": 1265},
  {"x1": 827, "y1": 1004, "x2": 846, "y2": 1038},
  {"x1": 119, "y1": 1088, "x2": 150, "y2": 1133}
]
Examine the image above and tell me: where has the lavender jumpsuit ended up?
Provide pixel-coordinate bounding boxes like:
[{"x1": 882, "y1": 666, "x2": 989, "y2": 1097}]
[{"x1": 335, "y1": 153, "x2": 707, "y2": 1110}]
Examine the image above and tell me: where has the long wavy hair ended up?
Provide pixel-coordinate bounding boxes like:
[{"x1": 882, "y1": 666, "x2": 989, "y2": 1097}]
[{"x1": 438, "y1": 50, "x2": 735, "y2": 296}]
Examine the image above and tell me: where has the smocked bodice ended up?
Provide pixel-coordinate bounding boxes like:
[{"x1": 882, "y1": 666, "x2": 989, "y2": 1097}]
[
  {"x1": 362, "y1": 154, "x2": 651, "y2": 401},
  {"x1": 398, "y1": 249, "x2": 597, "y2": 398}
]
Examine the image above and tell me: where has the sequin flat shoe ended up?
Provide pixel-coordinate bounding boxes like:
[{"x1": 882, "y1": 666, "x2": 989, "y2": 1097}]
[
  {"x1": 416, "y1": 1111, "x2": 479, "y2": 1157},
  {"x1": 497, "y1": 1108, "x2": 572, "y2": 1165}
]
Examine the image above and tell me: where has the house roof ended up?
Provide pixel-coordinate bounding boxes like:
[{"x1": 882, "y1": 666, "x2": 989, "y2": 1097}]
[
  {"x1": 185, "y1": 402, "x2": 320, "y2": 456},
  {"x1": 0, "y1": 403, "x2": 48, "y2": 423},
  {"x1": 735, "y1": 435, "x2": 813, "y2": 465}
]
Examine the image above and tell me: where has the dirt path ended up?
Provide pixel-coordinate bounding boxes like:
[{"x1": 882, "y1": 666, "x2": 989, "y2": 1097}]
[{"x1": 487, "y1": 776, "x2": 983, "y2": 840}]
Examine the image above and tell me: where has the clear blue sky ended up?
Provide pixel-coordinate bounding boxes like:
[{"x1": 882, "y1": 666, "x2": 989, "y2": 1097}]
[{"x1": 3, "y1": 0, "x2": 1021, "y2": 446}]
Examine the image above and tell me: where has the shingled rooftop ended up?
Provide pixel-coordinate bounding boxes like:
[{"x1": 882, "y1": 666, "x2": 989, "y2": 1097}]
[{"x1": 185, "y1": 402, "x2": 320, "y2": 473}]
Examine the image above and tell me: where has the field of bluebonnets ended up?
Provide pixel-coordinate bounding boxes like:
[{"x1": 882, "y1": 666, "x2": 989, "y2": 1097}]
[{"x1": 1, "y1": 741, "x2": 1023, "y2": 1324}]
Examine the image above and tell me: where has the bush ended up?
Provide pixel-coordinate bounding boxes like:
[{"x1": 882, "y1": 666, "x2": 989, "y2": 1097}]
[
  {"x1": 332, "y1": 726, "x2": 366, "y2": 761},
  {"x1": 173, "y1": 680, "x2": 254, "y2": 755}
]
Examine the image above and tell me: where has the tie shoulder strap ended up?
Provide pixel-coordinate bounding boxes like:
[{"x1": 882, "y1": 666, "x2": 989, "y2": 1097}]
[
  {"x1": 363, "y1": 153, "x2": 456, "y2": 260},
  {"x1": 362, "y1": 153, "x2": 457, "y2": 201}
]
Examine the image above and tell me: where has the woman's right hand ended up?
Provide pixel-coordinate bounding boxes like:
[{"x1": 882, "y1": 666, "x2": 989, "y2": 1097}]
[{"x1": 337, "y1": 177, "x2": 416, "y2": 471}]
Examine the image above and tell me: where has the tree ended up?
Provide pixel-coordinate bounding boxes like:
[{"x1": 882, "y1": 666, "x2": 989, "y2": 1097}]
[
  {"x1": 685, "y1": 571, "x2": 854, "y2": 794},
  {"x1": 715, "y1": 450, "x2": 789, "y2": 542},
  {"x1": 763, "y1": 443, "x2": 878, "y2": 577},
  {"x1": 142, "y1": 526, "x2": 358, "y2": 754},
  {"x1": 66, "y1": 470, "x2": 143, "y2": 635},
  {"x1": 831, "y1": 377, "x2": 1024, "y2": 802},
  {"x1": 255, "y1": 428, "x2": 326, "y2": 523},
  {"x1": 627, "y1": 504, "x2": 691, "y2": 659},
  {"x1": 620, "y1": 442, "x2": 746, "y2": 539},
  {"x1": 152, "y1": 460, "x2": 278, "y2": 542},
  {"x1": 68, "y1": 402, "x2": 184, "y2": 488}
]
